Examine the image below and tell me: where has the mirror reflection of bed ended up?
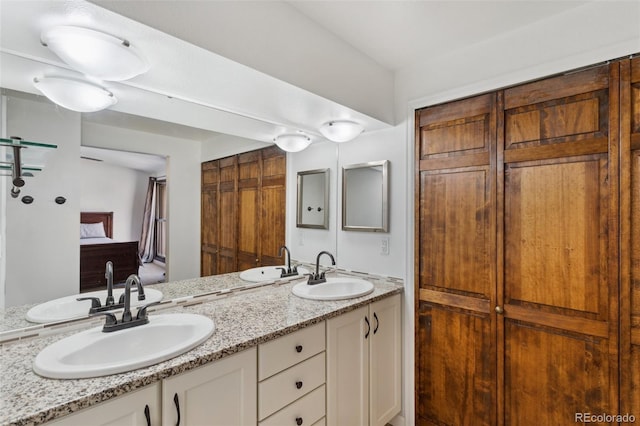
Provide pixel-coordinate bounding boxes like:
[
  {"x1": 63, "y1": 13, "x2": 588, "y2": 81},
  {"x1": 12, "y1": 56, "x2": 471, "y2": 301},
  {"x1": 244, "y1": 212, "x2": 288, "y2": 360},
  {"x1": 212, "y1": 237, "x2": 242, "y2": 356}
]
[
  {"x1": 79, "y1": 211, "x2": 166, "y2": 292},
  {"x1": 79, "y1": 147, "x2": 167, "y2": 292}
]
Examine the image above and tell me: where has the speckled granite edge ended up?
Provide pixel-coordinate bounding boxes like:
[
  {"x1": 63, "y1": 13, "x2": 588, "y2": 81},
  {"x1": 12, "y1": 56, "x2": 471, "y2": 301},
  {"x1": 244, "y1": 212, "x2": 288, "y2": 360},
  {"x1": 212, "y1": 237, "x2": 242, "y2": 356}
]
[{"x1": 1, "y1": 271, "x2": 403, "y2": 426}]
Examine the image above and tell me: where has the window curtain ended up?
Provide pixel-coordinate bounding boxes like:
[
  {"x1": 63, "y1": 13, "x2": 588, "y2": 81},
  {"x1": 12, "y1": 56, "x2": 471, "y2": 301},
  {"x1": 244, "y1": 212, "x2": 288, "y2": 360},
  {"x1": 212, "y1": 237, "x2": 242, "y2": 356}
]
[{"x1": 139, "y1": 177, "x2": 157, "y2": 263}]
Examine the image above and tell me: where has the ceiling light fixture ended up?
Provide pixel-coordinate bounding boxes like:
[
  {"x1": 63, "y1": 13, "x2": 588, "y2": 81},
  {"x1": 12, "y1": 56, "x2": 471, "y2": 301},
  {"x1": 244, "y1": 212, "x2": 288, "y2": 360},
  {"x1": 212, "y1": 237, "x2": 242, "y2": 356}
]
[
  {"x1": 41, "y1": 26, "x2": 149, "y2": 81},
  {"x1": 273, "y1": 133, "x2": 311, "y2": 153},
  {"x1": 319, "y1": 120, "x2": 364, "y2": 143},
  {"x1": 33, "y1": 76, "x2": 117, "y2": 112}
]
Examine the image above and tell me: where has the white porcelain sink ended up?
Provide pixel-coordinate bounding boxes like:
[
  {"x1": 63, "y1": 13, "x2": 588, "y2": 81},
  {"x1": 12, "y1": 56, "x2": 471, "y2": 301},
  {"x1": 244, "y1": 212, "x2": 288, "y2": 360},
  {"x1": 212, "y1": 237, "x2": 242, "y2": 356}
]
[
  {"x1": 26, "y1": 288, "x2": 164, "y2": 324},
  {"x1": 33, "y1": 313, "x2": 215, "y2": 379},
  {"x1": 239, "y1": 265, "x2": 310, "y2": 282},
  {"x1": 291, "y1": 277, "x2": 375, "y2": 301}
]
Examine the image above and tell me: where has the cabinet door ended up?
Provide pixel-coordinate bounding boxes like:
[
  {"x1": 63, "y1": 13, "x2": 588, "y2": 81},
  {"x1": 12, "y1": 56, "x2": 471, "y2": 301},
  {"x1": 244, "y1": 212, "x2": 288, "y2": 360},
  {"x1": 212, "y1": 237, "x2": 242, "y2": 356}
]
[
  {"x1": 369, "y1": 294, "x2": 402, "y2": 426},
  {"x1": 49, "y1": 383, "x2": 160, "y2": 426},
  {"x1": 326, "y1": 305, "x2": 369, "y2": 426},
  {"x1": 162, "y1": 348, "x2": 257, "y2": 426}
]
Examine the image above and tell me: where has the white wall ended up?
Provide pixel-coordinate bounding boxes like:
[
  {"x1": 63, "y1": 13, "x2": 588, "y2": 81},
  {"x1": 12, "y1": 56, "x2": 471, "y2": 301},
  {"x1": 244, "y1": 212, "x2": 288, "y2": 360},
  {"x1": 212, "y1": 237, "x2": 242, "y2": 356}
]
[
  {"x1": 201, "y1": 133, "x2": 271, "y2": 162},
  {"x1": 286, "y1": 141, "x2": 338, "y2": 264},
  {"x1": 3, "y1": 95, "x2": 81, "y2": 307},
  {"x1": 82, "y1": 122, "x2": 201, "y2": 283},
  {"x1": 79, "y1": 160, "x2": 150, "y2": 242},
  {"x1": 0, "y1": 96, "x2": 6, "y2": 308}
]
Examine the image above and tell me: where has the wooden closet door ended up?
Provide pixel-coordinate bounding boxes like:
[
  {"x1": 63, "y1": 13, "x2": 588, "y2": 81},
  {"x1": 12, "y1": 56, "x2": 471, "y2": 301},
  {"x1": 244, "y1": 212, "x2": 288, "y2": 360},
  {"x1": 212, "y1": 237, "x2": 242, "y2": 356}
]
[
  {"x1": 201, "y1": 160, "x2": 219, "y2": 276},
  {"x1": 259, "y1": 146, "x2": 286, "y2": 267},
  {"x1": 415, "y1": 93, "x2": 498, "y2": 425},
  {"x1": 624, "y1": 56, "x2": 640, "y2": 416},
  {"x1": 218, "y1": 156, "x2": 238, "y2": 274},
  {"x1": 500, "y1": 64, "x2": 619, "y2": 424},
  {"x1": 237, "y1": 151, "x2": 261, "y2": 271}
]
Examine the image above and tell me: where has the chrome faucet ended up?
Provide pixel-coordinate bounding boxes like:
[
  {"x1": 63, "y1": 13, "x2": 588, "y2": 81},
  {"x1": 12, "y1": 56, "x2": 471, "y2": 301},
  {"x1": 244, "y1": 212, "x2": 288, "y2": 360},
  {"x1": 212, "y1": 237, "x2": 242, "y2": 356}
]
[
  {"x1": 105, "y1": 261, "x2": 115, "y2": 305},
  {"x1": 308, "y1": 251, "x2": 335, "y2": 285},
  {"x1": 278, "y1": 245, "x2": 299, "y2": 277},
  {"x1": 77, "y1": 261, "x2": 120, "y2": 313},
  {"x1": 98, "y1": 274, "x2": 155, "y2": 332}
]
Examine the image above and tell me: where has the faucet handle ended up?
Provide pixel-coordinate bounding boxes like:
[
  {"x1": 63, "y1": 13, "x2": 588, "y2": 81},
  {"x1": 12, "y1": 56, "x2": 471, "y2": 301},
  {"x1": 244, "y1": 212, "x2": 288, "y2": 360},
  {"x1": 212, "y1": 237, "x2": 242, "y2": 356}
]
[
  {"x1": 90, "y1": 311, "x2": 118, "y2": 331},
  {"x1": 136, "y1": 301, "x2": 161, "y2": 321},
  {"x1": 77, "y1": 296, "x2": 102, "y2": 313}
]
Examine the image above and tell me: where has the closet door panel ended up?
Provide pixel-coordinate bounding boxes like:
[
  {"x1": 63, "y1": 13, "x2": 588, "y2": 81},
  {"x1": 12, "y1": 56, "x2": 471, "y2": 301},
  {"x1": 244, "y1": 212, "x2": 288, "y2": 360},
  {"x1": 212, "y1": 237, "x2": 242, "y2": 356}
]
[
  {"x1": 201, "y1": 161, "x2": 219, "y2": 276},
  {"x1": 237, "y1": 151, "x2": 261, "y2": 271},
  {"x1": 415, "y1": 93, "x2": 497, "y2": 425},
  {"x1": 501, "y1": 64, "x2": 619, "y2": 423},
  {"x1": 218, "y1": 156, "x2": 238, "y2": 274},
  {"x1": 416, "y1": 303, "x2": 493, "y2": 426},
  {"x1": 260, "y1": 147, "x2": 286, "y2": 267}
]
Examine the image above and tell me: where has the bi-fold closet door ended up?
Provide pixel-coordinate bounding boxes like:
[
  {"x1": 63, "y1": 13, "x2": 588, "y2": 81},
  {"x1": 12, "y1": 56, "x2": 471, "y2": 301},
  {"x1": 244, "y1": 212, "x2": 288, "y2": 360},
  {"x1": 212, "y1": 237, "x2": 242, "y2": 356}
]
[{"x1": 416, "y1": 58, "x2": 638, "y2": 425}]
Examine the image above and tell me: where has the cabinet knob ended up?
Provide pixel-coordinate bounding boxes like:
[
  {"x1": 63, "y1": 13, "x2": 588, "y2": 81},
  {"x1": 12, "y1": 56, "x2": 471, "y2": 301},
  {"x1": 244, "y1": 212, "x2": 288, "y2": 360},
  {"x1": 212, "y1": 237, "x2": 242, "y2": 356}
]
[
  {"x1": 495, "y1": 306, "x2": 504, "y2": 315},
  {"x1": 295, "y1": 381, "x2": 303, "y2": 389},
  {"x1": 296, "y1": 417, "x2": 303, "y2": 425},
  {"x1": 295, "y1": 345, "x2": 303, "y2": 353}
]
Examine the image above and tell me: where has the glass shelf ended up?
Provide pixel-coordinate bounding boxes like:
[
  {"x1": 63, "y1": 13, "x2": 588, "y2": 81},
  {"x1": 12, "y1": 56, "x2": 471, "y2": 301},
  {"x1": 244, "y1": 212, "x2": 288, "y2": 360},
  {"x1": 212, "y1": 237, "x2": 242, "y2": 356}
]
[{"x1": 0, "y1": 137, "x2": 57, "y2": 172}]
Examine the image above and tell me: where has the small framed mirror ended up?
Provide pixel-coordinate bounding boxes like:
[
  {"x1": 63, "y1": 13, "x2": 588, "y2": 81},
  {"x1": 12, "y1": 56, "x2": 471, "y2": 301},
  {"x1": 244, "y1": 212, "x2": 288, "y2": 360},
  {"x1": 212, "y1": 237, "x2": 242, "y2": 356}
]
[
  {"x1": 297, "y1": 168, "x2": 329, "y2": 229},
  {"x1": 342, "y1": 160, "x2": 389, "y2": 232}
]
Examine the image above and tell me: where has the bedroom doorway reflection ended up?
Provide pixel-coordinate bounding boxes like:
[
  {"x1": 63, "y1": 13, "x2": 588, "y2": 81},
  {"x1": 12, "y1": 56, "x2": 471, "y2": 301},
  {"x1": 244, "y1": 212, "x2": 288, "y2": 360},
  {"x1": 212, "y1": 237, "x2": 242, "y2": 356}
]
[{"x1": 80, "y1": 146, "x2": 167, "y2": 289}]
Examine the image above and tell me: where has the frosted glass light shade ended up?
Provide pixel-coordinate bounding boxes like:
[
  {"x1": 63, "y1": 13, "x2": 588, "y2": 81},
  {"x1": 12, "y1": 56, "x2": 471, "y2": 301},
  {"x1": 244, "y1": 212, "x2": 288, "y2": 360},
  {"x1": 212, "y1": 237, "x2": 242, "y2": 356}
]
[
  {"x1": 41, "y1": 26, "x2": 149, "y2": 81},
  {"x1": 319, "y1": 120, "x2": 364, "y2": 143},
  {"x1": 33, "y1": 77, "x2": 117, "y2": 112},
  {"x1": 274, "y1": 134, "x2": 311, "y2": 152}
]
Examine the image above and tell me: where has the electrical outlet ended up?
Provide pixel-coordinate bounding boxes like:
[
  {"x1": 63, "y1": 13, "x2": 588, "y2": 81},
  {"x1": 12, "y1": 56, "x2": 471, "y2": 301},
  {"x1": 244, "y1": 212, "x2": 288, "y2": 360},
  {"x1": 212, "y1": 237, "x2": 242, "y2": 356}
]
[{"x1": 381, "y1": 237, "x2": 389, "y2": 255}]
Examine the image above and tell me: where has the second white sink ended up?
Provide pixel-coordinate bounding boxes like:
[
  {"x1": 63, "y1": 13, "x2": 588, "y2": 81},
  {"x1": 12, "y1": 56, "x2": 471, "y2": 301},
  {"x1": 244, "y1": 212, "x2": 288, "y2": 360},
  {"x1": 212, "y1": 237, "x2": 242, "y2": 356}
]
[
  {"x1": 239, "y1": 265, "x2": 309, "y2": 282},
  {"x1": 33, "y1": 313, "x2": 215, "y2": 379},
  {"x1": 291, "y1": 277, "x2": 374, "y2": 301}
]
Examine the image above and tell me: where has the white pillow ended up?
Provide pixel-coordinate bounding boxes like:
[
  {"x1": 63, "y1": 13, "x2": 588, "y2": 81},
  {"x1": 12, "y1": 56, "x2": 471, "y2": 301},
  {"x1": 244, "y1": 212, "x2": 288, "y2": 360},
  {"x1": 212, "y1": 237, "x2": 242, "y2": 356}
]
[{"x1": 80, "y1": 222, "x2": 107, "y2": 239}]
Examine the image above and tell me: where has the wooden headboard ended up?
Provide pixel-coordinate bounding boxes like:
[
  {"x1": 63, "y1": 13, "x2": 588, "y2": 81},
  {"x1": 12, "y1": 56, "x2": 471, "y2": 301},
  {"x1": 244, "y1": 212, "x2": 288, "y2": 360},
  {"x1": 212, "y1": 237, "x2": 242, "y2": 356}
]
[{"x1": 80, "y1": 212, "x2": 113, "y2": 238}]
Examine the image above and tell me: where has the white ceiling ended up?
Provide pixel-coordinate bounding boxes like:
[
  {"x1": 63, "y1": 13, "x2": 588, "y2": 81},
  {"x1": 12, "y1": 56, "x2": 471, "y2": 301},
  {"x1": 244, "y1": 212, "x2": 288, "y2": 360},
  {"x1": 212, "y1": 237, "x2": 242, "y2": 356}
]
[
  {"x1": 0, "y1": 0, "x2": 595, "y2": 154},
  {"x1": 286, "y1": 1, "x2": 587, "y2": 71}
]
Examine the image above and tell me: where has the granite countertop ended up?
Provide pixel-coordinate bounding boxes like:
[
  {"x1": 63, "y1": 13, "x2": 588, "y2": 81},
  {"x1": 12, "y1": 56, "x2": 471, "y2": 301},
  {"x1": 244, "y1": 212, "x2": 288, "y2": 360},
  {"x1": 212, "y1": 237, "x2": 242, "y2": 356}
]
[{"x1": 0, "y1": 270, "x2": 403, "y2": 426}]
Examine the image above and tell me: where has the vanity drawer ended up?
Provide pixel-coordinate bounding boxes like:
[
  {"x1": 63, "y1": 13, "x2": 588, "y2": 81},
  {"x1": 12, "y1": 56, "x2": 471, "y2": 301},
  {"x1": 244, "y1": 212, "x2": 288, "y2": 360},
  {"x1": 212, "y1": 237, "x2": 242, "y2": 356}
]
[
  {"x1": 258, "y1": 322, "x2": 325, "y2": 380},
  {"x1": 259, "y1": 384, "x2": 325, "y2": 426},
  {"x1": 259, "y1": 352, "x2": 325, "y2": 420}
]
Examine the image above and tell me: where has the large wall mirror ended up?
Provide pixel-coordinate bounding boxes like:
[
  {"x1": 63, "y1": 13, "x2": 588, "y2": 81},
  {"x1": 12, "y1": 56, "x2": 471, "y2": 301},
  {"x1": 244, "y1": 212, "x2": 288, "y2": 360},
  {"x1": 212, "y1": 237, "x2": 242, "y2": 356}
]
[
  {"x1": 342, "y1": 160, "x2": 389, "y2": 232},
  {"x1": 297, "y1": 168, "x2": 329, "y2": 229}
]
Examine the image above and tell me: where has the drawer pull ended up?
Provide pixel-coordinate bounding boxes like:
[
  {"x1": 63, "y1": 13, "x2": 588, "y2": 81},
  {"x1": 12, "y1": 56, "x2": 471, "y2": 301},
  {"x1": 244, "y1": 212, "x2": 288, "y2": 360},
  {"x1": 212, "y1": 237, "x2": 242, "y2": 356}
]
[
  {"x1": 365, "y1": 316, "x2": 370, "y2": 339},
  {"x1": 374, "y1": 312, "x2": 379, "y2": 334},
  {"x1": 295, "y1": 380, "x2": 303, "y2": 389},
  {"x1": 144, "y1": 404, "x2": 151, "y2": 426},
  {"x1": 173, "y1": 393, "x2": 181, "y2": 426},
  {"x1": 295, "y1": 344, "x2": 303, "y2": 353},
  {"x1": 296, "y1": 417, "x2": 303, "y2": 425}
]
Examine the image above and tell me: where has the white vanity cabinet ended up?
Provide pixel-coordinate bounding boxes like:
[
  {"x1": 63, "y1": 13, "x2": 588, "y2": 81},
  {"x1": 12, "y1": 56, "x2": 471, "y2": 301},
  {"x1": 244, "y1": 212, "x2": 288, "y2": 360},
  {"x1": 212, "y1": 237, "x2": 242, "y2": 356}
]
[
  {"x1": 161, "y1": 347, "x2": 257, "y2": 426},
  {"x1": 47, "y1": 383, "x2": 161, "y2": 426},
  {"x1": 327, "y1": 293, "x2": 402, "y2": 426},
  {"x1": 258, "y1": 322, "x2": 326, "y2": 426}
]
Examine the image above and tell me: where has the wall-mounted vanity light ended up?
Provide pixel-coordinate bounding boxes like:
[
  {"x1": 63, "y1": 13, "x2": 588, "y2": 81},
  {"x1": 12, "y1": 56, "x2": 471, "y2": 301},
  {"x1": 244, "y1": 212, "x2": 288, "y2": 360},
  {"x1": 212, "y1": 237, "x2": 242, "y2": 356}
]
[
  {"x1": 274, "y1": 133, "x2": 311, "y2": 153},
  {"x1": 33, "y1": 76, "x2": 117, "y2": 112},
  {"x1": 319, "y1": 120, "x2": 364, "y2": 143},
  {"x1": 41, "y1": 26, "x2": 149, "y2": 81}
]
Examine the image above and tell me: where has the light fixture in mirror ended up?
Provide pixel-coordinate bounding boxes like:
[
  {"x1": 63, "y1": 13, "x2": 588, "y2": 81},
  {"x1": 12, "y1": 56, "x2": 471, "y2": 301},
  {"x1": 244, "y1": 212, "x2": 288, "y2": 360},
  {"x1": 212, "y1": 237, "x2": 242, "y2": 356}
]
[
  {"x1": 274, "y1": 133, "x2": 311, "y2": 152},
  {"x1": 33, "y1": 76, "x2": 117, "y2": 112},
  {"x1": 342, "y1": 160, "x2": 389, "y2": 232},
  {"x1": 319, "y1": 120, "x2": 364, "y2": 143},
  {"x1": 41, "y1": 26, "x2": 150, "y2": 81},
  {"x1": 297, "y1": 168, "x2": 329, "y2": 229}
]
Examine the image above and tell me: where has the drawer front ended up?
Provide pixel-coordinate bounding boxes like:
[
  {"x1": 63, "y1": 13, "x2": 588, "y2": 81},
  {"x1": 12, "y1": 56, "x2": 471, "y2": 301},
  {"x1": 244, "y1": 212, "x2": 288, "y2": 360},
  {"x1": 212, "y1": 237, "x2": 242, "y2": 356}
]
[
  {"x1": 259, "y1": 384, "x2": 325, "y2": 426},
  {"x1": 259, "y1": 352, "x2": 326, "y2": 420},
  {"x1": 311, "y1": 418, "x2": 326, "y2": 426},
  {"x1": 259, "y1": 322, "x2": 325, "y2": 380}
]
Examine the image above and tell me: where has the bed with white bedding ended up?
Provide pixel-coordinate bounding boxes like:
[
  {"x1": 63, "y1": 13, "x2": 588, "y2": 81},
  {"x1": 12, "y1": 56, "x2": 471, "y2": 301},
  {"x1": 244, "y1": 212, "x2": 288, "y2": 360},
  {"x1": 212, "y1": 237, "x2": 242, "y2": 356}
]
[{"x1": 80, "y1": 212, "x2": 139, "y2": 292}]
